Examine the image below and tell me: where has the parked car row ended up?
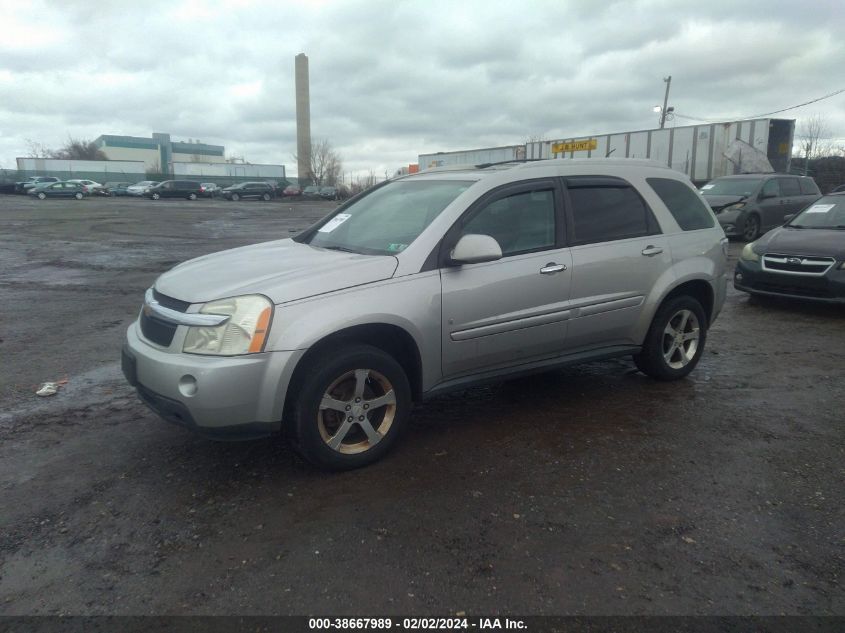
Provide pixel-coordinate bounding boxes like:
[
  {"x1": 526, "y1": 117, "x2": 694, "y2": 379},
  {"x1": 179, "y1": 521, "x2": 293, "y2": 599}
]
[
  {"x1": 695, "y1": 172, "x2": 844, "y2": 304},
  {"x1": 14, "y1": 177, "x2": 353, "y2": 203}
]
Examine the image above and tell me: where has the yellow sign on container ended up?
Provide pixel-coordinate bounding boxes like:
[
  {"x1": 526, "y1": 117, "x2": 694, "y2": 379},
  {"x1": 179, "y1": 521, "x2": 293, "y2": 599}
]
[{"x1": 552, "y1": 139, "x2": 597, "y2": 153}]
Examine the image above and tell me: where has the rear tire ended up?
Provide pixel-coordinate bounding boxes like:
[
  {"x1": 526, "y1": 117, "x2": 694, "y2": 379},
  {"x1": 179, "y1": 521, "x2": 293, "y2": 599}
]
[
  {"x1": 634, "y1": 295, "x2": 707, "y2": 381},
  {"x1": 188, "y1": 192, "x2": 197, "y2": 200},
  {"x1": 74, "y1": 192, "x2": 83, "y2": 200},
  {"x1": 287, "y1": 344, "x2": 411, "y2": 470}
]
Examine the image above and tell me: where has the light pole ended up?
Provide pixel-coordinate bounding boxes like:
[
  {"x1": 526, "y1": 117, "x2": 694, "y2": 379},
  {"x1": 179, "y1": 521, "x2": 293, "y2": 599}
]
[{"x1": 659, "y1": 75, "x2": 672, "y2": 128}]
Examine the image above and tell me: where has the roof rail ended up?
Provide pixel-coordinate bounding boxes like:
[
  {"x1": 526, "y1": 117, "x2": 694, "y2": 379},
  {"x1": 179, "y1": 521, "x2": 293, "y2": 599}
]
[{"x1": 473, "y1": 159, "x2": 547, "y2": 169}]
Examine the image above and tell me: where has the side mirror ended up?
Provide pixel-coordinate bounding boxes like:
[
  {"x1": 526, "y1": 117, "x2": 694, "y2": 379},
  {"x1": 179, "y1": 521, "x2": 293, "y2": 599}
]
[
  {"x1": 783, "y1": 214, "x2": 795, "y2": 224},
  {"x1": 759, "y1": 191, "x2": 776, "y2": 200},
  {"x1": 450, "y1": 234, "x2": 502, "y2": 265}
]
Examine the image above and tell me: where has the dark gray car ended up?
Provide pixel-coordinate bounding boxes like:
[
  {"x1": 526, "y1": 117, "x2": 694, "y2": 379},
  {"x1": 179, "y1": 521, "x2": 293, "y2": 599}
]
[{"x1": 701, "y1": 174, "x2": 821, "y2": 241}]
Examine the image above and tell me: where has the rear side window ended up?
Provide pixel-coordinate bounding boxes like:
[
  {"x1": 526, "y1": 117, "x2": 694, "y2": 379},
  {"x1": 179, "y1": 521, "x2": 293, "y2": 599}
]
[
  {"x1": 566, "y1": 177, "x2": 655, "y2": 244},
  {"x1": 779, "y1": 177, "x2": 801, "y2": 196},
  {"x1": 647, "y1": 178, "x2": 714, "y2": 231},
  {"x1": 799, "y1": 179, "x2": 820, "y2": 195}
]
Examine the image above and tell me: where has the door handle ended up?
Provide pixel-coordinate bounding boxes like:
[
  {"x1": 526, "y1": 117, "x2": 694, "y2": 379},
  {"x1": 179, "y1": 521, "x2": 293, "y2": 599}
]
[
  {"x1": 641, "y1": 246, "x2": 663, "y2": 256},
  {"x1": 540, "y1": 263, "x2": 567, "y2": 274}
]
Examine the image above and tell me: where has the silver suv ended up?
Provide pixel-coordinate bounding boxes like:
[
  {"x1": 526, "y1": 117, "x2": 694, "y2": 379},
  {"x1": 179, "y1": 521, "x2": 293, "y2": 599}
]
[{"x1": 122, "y1": 159, "x2": 728, "y2": 469}]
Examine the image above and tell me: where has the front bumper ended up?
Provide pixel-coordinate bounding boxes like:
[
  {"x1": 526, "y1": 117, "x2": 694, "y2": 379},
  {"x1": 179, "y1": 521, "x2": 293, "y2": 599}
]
[
  {"x1": 717, "y1": 213, "x2": 748, "y2": 238},
  {"x1": 123, "y1": 322, "x2": 305, "y2": 439},
  {"x1": 734, "y1": 259, "x2": 845, "y2": 303}
]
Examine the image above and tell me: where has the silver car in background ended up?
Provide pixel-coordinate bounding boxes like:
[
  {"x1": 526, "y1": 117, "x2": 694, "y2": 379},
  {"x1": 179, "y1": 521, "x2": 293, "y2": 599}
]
[
  {"x1": 126, "y1": 180, "x2": 160, "y2": 196},
  {"x1": 123, "y1": 159, "x2": 727, "y2": 469}
]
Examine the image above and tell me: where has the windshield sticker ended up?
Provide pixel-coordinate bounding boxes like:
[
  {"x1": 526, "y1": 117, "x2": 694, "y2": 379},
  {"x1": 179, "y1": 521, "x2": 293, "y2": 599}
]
[
  {"x1": 700, "y1": 184, "x2": 714, "y2": 190},
  {"x1": 805, "y1": 204, "x2": 835, "y2": 214},
  {"x1": 318, "y1": 213, "x2": 352, "y2": 233},
  {"x1": 387, "y1": 243, "x2": 408, "y2": 252}
]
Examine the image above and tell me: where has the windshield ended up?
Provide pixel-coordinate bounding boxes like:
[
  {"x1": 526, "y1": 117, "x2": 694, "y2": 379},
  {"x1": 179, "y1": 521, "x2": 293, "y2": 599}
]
[
  {"x1": 789, "y1": 196, "x2": 845, "y2": 229},
  {"x1": 300, "y1": 180, "x2": 473, "y2": 255},
  {"x1": 700, "y1": 178, "x2": 762, "y2": 197}
]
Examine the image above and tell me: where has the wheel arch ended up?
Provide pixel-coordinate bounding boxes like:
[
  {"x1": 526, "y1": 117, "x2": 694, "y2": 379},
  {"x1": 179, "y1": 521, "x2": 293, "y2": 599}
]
[
  {"x1": 285, "y1": 322, "x2": 424, "y2": 408},
  {"x1": 659, "y1": 278, "x2": 715, "y2": 327}
]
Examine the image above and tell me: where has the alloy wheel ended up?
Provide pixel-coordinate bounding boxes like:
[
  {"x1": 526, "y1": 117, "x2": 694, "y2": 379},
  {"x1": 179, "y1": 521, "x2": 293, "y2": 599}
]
[
  {"x1": 662, "y1": 309, "x2": 700, "y2": 369},
  {"x1": 743, "y1": 216, "x2": 759, "y2": 241},
  {"x1": 317, "y1": 368, "x2": 397, "y2": 454}
]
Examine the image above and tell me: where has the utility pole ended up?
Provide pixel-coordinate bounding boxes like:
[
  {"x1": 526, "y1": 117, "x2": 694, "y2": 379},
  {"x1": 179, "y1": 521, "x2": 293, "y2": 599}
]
[{"x1": 660, "y1": 75, "x2": 672, "y2": 129}]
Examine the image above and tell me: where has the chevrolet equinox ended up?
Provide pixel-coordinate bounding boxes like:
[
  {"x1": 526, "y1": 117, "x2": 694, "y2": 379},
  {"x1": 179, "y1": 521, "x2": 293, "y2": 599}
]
[{"x1": 123, "y1": 159, "x2": 728, "y2": 469}]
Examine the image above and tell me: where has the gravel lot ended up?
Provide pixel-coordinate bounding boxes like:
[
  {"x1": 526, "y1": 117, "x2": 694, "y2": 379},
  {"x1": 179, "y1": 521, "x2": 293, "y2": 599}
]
[{"x1": 0, "y1": 194, "x2": 842, "y2": 616}]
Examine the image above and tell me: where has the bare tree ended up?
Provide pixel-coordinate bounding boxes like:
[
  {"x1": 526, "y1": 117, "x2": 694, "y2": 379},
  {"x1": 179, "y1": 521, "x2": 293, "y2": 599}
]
[
  {"x1": 51, "y1": 137, "x2": 108, "y2": 161},
  {"x1": 295, "y1": 138, "x2": 342, "y2": 186},
  {"x1": 797, "y1": 114, "x2": 832, "y2": 175},
  {"x1": 24, "y1": 138, "x2": 54, "y2": 158}
]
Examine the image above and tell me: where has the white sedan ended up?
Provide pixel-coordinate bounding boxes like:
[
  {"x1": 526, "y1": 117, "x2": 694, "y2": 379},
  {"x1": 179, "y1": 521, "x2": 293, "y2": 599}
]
[{"x1": 67, "y1": 179, "x2": 104, "y2": 194}]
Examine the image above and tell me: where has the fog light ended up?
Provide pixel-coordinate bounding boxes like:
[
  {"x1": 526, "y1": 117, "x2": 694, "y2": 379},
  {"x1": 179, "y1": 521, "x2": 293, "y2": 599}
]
[
  {"x1": 735, "y1": 273, "x2": 743, "y2": 283},
  {"x1": 178, "y1": 375, "x2": 198, "y2": 397}
]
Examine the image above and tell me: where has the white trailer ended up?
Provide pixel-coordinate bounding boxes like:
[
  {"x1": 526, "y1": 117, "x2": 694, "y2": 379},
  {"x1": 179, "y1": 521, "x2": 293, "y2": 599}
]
[
  {"x1": 418, "y1": 119, "x2": 795, "y2": 185},
  {"x1": 525, "y1": 119, "x2": 794, "y2": 184},
  {"x1": 171, "y1": 162, "x2": 285, "y2": 180},
  {"x1": 419, "y1": 145, "x2": 526, "y2": 171},
  {"x1": 15, "y1": 157, "x2": 146, "y2": 180}
]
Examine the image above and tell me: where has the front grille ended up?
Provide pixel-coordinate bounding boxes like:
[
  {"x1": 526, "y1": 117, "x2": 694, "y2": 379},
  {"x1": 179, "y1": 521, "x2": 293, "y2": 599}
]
[
  {"x1": 762, "y1": 254, "x2": 834, "y2": 276},
  {"x1": 139, "y1": 289, "x2": 189, "y2": 347},
  {"x1": 140, "y1": 312, "x2": 178, "y2": 346},
  {"x1": 153, "y1": 289, "x2": 191, "y2": 312},
  {"x1": 754, "y1": 281, "x2": 832, "y2": 298}
]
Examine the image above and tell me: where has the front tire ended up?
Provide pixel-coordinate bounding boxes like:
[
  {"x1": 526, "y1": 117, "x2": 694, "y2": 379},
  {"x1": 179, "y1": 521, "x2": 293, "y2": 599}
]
[
  {"x1": 262, "y1": 193, "x2": 271, "y2": 201},
  {"x1": 231, "y1": 193, "x2": 240, "y2": 201},
  {"x1": 151, "y1": 192, "x2": 160, "y2": 200},
  {"x1": 37, "y1": 192, "x2": 46, "y2": 200},
  {"x1": 74, "y1": 192, "x2": 83, "y2": 200},
  {"x1": 634, "y1": 295, "x2": 707, "y2": 381},
  {"x1": 287, "y1": 344, "x2": 411, "y2": 470},
  {"x1": 742, "y1": 214, "x2": 760, "y2": 241}
]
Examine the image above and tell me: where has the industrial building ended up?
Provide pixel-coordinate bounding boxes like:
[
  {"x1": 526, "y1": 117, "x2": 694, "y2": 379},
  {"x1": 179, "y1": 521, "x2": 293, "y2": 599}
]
[
  {"x1": 95, "y1": 132, "x2": 226, "y2": 172},
  {"x1": 419, "y1": 118, "x2": 795, "y2": 185}
]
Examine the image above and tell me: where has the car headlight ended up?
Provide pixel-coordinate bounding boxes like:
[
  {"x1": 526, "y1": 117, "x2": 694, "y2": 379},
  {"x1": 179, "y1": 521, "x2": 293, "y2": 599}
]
[
  {"x1": 740, "y1": 242, "x2": 759, "y2": 262},
  {"x1": 183, "y1": 294, "x2": 273, "y2": 356},
  {"x1": 723, "y1": 202, "x2": 746, "y2": 213}
]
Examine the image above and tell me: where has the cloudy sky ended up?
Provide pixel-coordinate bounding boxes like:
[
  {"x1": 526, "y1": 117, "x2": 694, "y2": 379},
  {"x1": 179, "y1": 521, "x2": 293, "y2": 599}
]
[{"x1": 1, "y1": 0, "x2": 843, "y2": 179}]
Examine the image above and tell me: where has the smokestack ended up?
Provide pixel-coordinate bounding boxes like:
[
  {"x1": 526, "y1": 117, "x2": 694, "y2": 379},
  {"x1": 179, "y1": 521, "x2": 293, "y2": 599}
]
[{"x1": 295, "y1": 53, "x2": 312, "y2": 184}]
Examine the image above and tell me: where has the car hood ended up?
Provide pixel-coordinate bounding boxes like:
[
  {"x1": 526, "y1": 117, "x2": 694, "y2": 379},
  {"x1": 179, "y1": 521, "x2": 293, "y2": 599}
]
[
  {"x1": 756, "y1": 226, "x2": 845, "y2": 259},
  {"x1": 703, "y1": 194, "x2": 746, "y2": 211},
  {"x1": 154, "y1": 238, "x2": 399, "y2": 304}
]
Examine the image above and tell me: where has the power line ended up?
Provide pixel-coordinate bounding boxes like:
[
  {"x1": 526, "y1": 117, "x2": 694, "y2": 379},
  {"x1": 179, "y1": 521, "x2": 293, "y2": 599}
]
[{"x1": 673, "y1": 87, "x2": 845, "y2": 124}]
